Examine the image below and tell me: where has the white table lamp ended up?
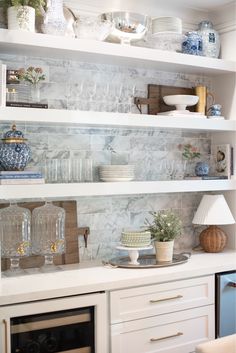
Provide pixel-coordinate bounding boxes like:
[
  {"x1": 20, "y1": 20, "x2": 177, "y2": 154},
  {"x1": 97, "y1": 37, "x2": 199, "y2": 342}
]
[{"x1": 192, "y1": 194, "x2": 235, "y2": 252}]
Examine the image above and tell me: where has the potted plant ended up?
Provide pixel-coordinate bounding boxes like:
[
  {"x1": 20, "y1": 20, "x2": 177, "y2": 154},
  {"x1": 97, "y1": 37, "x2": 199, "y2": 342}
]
[
  {"x1": 146, "y1": 209, "x2": 182, "y2": 262},
  {"x1": 1, "y1": 0, "x2": 45, "y2": 32}
]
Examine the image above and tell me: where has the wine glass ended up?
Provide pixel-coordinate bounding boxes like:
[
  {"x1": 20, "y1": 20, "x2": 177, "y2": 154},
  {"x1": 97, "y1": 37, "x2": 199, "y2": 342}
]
[
  {"x1": 0, "y1": 202, "x2": 31, "y2": 276},
  {"x1": 160, "y1": 159, "x2": 176, "y2": 180},
  {"x1": 32, "y1": 201, "x2": 65, "y2": 272}
]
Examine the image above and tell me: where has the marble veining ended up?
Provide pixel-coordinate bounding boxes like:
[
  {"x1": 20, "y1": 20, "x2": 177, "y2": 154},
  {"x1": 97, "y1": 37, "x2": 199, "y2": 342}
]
[{"x1": 0, "y1": 53, "x2": 214, "y2": 260}]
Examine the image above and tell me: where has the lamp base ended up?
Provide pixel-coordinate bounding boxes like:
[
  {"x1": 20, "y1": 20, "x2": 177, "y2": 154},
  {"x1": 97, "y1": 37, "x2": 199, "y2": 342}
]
[{"x1": 199, "y1": 225, "x2": 227, "y2": 253}]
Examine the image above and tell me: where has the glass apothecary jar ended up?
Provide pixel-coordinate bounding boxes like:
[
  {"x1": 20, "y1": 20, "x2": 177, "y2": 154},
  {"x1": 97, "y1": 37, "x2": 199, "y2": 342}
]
[
  {"x1": 0, "y1": 202, "x2": 31, "y2": 276},
  {"x1": 197, "y1": 20, "x2": 220, "y2": 58},
  {"x1": 32, "y1": 202, "x2": 65, "y2": 272}
]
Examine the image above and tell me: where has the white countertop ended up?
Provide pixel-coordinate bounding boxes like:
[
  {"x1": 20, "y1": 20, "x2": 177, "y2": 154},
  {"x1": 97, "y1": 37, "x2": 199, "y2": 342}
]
[{"x1": 1, "y1": 250, "x2": 236, "y2": 306}]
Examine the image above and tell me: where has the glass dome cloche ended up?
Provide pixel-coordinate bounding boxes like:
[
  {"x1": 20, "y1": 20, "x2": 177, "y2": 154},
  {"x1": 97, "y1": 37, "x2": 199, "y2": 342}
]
[
  {"x1": 32, "y1": 201, "x2": 66, "y2": 272},
  {"x1": 0, "y1": 202, "x2": 31, "y2": 276},
  {"x1": 0, "y1": 124, "x2": 31, "y2": 171}
]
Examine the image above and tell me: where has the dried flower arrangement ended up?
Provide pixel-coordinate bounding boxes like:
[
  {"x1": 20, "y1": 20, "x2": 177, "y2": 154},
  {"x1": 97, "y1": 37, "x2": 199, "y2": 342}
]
[
  {"x1": 178, "y1": 143, "x2": 201, "y2": 161},
  {"x1": 17, "y1": 66, "x2": 46, "y2": 85}
]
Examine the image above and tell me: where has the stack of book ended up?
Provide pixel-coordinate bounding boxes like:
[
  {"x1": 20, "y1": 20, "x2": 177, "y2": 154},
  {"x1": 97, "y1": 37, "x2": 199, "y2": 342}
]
[{"x1": 0, "y1": 171, "x2": 45, "y2": 185}]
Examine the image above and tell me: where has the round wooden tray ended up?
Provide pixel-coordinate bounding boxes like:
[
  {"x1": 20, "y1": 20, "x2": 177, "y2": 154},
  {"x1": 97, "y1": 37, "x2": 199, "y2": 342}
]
[{"x1": 107, "y1": 252, "x2": 191, "y2": 269}]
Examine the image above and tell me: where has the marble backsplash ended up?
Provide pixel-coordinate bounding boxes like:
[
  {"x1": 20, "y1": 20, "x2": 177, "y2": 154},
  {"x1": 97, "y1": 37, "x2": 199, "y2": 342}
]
[{"x1": 0, "y1": 54, "x2": 213, "y2": 260}]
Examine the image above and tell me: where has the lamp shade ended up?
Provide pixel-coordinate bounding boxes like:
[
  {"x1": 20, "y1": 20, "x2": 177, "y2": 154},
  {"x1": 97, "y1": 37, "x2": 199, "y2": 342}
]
[{"x1": 192, "y1": 195, "x2": 235, "y2": 225}]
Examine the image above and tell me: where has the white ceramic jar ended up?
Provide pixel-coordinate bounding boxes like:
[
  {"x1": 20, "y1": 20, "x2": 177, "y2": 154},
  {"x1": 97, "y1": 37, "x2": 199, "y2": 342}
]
[{"x1": 7, "y1": 6, "x2": 35, "y2": 32}]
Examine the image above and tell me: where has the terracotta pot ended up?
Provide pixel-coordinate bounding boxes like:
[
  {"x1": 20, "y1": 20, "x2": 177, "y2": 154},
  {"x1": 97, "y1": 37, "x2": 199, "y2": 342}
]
[
  {"x1": 154, "y1": 240, "x2": 174, "y2": 262},
  {"x1": 7, "y1": 6, "x2": 35, "y2": 32}
]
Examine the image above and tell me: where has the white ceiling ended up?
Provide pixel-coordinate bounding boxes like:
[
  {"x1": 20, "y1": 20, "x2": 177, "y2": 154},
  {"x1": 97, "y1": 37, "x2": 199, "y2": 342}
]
[
  {"x1": 168, "y1": 0, "x2": 235, "y2": 10},
  {"x1": 67, "y1": 0, "x2": 235, "y2": 20}
]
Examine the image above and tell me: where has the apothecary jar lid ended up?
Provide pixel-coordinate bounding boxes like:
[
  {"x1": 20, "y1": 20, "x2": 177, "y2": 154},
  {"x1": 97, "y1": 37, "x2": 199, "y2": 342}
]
[
  {"x1": 2, "y1": 124, "x2": 27, "y2": 142},
  {"x1": 198, "y1": 20, "x2": 214, "y2": 29}
]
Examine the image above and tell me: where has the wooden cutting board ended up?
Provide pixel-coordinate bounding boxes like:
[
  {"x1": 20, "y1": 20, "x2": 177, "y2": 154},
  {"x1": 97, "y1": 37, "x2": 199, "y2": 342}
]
[
  {"x1": 1, "y1": 201, "x2": 89, "y2": 270},
  {"x1": 147, "y1": 84, "x2": 196, "y2": 115},
  {"x1": 134, "y1": 84, "x2": 196, "y2": 115}
]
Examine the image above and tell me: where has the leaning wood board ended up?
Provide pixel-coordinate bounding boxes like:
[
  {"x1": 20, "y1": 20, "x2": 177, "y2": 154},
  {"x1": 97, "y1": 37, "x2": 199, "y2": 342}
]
[
  {"x1": 147, "y1": 84, "x2": 196, "y2": 115},
  {"x1": 1, "y1": 201, "x2": 89, "y2": 270}
]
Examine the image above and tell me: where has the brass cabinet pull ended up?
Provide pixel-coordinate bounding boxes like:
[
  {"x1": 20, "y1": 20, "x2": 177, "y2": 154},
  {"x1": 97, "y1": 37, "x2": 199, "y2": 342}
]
[
  {"x1": 3, "y1": 319, "x2": 8, "y2": 353},
  {"x1": 150, "y1": 294, "x2": 183, "y2": 303},
  {"x1": 150, "y1": 332, "x2": 183, "y2": 342}
]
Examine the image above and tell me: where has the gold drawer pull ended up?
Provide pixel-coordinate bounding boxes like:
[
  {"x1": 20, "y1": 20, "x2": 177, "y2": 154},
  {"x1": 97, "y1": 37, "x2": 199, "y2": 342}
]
[
  {"x1": 150, "y1": 332, "x2": 183, "y2": 342},
  {"x1": 3, "y1": 319, "x2": 8, "y2": 353},
  {"x1": 150, "y1": 294, "x2": 183, "y2": 303}
]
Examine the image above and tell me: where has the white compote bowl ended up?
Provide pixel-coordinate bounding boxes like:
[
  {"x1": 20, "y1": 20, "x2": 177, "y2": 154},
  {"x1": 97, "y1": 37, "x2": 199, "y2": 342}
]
[{"x1": 163, "y1": 95, "x2": 199, "y2": 111}]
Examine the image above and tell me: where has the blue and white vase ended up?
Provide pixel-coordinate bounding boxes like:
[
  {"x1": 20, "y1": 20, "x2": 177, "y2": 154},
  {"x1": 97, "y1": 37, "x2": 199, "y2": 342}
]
[
  {"x1": 182, "y1": 31, "x2": 203, "y2": 56},
  {"x1": 0, "y1": 124, "x2": 31, "y2": 171},
  {"x1": 197, "y1": 20, "x2": 220, "y2": 58},
  {"x1": 195, "y1": 161, "x2": 209, "y2": 177}
]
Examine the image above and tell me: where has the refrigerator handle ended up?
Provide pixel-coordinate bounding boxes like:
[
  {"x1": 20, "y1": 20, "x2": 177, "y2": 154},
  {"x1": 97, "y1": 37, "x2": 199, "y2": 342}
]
[{"x1": 227, "y1": 281, "x2": 236, "y2": 288}]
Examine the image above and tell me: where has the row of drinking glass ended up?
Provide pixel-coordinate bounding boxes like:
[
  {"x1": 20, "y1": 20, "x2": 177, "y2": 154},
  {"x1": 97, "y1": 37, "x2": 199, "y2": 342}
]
[
  {"x1": 43, "y1": 158, "x2": 93, "y2": 183},
  {"x1": 71, "y1": 82, "x2": 143, "y2": 113}
]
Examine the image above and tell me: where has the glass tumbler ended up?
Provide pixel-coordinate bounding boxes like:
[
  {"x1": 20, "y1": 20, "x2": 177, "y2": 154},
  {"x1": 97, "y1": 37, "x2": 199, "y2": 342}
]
[
  {"x1": 59, "y1": 159, "x2": 70, "y2": 183},
  {"x1": 0, "y1": 202, "x2": 31, "y2": 276},
  {"x1": 32, "y1": 202, "x2": 65, "y2": 272},
  {"x1": 71, "y1": 158, "x2": 83, "y2": 182},
  {"x1": 82, "y1": 158, "x2": 93, "y2": 182},
  {"x1": 45, "y1": 159, "x2": 58, "y2": 183}
]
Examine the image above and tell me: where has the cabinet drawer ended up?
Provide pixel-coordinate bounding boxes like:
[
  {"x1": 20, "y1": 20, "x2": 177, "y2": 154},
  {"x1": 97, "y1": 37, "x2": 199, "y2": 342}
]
[
  {"x1": 111, "y1": 305, "x2": 214, "y2": 353},
  {"x1": 110, "y1": 276, "x2": 214, "y2": 323}
]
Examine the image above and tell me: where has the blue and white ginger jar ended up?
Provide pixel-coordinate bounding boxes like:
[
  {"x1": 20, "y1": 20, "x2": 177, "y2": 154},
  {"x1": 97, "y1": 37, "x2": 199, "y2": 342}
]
[
  {"x1": 0, "y1": 124, "x2": 31, "y2": 171},
  {"x1": 182, "y1": 31, "x2": 203, "y2": 56}
]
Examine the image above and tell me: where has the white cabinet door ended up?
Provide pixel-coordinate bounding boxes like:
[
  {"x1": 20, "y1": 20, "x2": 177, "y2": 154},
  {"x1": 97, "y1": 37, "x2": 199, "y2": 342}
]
[{"x1": 111, "y1": 305, "x2": 214, "y2": 353}]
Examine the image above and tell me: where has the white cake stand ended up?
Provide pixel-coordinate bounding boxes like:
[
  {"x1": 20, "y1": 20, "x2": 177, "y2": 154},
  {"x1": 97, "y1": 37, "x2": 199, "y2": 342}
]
[{"x1": 116, "y1": 245, "x2": 153, "y2": 265}]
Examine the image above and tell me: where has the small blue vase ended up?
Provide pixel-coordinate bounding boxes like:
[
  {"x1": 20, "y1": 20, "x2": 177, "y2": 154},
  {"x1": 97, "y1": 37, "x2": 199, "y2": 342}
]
[
  {"x1": 208, "y1": 104, "x2": 222, "y2": 117},
  {"x1": 0, "y1": 124, "x2": 31, "y2": 171},
  {"x1": 195, "y1": 161, "x2": 209, "y2": 177}
]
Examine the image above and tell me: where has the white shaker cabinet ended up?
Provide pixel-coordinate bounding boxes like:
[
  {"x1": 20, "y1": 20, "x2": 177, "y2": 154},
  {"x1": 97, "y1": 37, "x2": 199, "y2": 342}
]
[{"x1": 110, "y1": 276, "x2": 215, "y2": 353}]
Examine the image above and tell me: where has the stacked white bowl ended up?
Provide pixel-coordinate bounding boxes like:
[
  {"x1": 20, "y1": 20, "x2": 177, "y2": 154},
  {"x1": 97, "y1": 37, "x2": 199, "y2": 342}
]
[
  {"x1": 151, "y1": 17, "x2": 184, "y2": 52},
  {"x1": 121, "y1": 229, "x2": 151, "y2": 247},
  {"x1": 152, "y1": 17, "x2": 182, "y2": 35},
  {"x1": 98, "y1": 164, "x2": 135, "y2": 182}
]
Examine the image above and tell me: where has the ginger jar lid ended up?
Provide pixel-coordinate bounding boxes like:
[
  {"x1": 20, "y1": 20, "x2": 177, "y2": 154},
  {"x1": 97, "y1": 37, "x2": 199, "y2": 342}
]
[{"x1": 2, "y1": 124, "x2": 27, "y2": 143}]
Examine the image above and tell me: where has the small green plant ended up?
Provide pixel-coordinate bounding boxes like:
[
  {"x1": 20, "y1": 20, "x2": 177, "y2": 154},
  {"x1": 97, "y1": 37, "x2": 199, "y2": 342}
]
[
  {"x1": 178, "y1": 143, "x2": 201, "y2": 161},
  {"x1": 17, "y1": 66, "x2": 45, "y2": 84},
  {"x1": 0, "y1": 0, "x2": 45, "y2": 15},
  {"x1": 145, "y1": 209, "x2": 182, "y2": 242}
]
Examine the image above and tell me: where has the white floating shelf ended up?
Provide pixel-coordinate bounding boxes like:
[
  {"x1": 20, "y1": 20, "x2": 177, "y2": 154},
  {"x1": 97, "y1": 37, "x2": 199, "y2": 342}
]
[
  {"x1": 1, "y1": 107, "x2": 235, "y2": 132},
  {"x1": 0, "y1": 180, "x2": 235, "y2": 200},
  {"x1": 0, "y1": 29, "x2": 235, "y2": 75}
]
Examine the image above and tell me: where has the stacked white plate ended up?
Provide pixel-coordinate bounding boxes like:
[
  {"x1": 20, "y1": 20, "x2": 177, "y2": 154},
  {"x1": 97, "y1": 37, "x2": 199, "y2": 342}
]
[
  {"x1": 99, "y1": 165, "x2": 135, "y2": 182},
  {"x1": 152, "y1": 17, "x2": 182, "y2": 35},
  {"x1": 150, "y1": 17, "x2": 183, "y2": 52}
]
